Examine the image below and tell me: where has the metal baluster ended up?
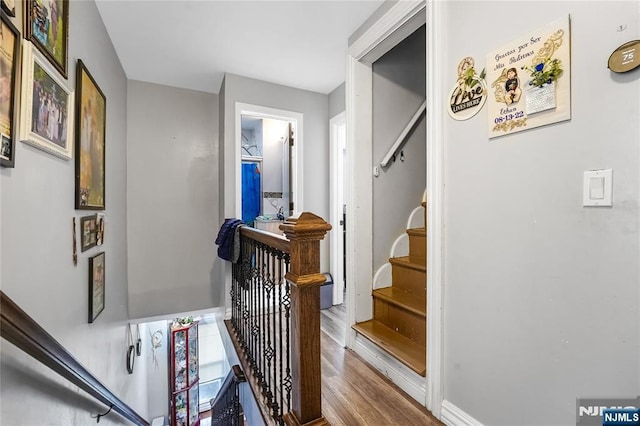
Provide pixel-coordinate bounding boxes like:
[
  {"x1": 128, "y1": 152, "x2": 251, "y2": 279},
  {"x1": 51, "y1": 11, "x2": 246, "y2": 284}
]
[{"x1": 283, "y1": 253, "x2": 292, "y2": 415}]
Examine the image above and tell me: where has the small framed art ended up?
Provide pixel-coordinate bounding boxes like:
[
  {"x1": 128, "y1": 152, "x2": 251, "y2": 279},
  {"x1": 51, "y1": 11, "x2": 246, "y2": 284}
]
[
  {"x1": 24, "y1": 0, "x2": 68, "y2": 78},
  {"x1": 20, "y1": 41, "x2": 73, "y2": 160},
  {"x1": 88, "y1": 251, "x2": 105, "y2": 323},
  {"x1": 0, "y1": 12, "x2": 20, "y2": 167},
  {"x1": 79, "y1": 214, "x2": 97, "y2": 252},
  {"x1": 75, "y1": 59, "x2": 106, "y2": 210}
]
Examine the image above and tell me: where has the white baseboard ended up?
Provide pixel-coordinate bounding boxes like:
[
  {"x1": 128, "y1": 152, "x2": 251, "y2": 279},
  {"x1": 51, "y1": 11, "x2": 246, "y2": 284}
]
[
  {"x1": 441, "y1": 400, "x2": 485, "y2": 426},
  {"x1": 353, "y1": 335, "x2": 428, "y2": 405}
]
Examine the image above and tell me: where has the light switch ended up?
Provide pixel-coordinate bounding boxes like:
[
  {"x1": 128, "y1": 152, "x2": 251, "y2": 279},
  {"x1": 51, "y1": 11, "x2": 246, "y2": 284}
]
[
  {"x1": 589, "y1": 177, "x2": 605, "y2": 199},
  {"x1": 583, "y1": 169, "x2": 613, "y2": 207}
]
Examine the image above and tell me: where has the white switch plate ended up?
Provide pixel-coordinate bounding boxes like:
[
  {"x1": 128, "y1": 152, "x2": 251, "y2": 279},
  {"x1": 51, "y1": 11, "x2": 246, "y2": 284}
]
[{"x1": 583, "y1": 169, "x2": 613, "y2": 206}]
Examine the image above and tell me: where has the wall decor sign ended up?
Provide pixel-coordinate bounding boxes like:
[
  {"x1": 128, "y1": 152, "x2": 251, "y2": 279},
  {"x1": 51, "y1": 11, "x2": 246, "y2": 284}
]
[
  {"x1": 486, "y1": 16, "x2": 571, "y2": 138},
  {"x1": 79, "y1": 214, "x2": 97, "y2": 252},
  {"x1": 0, "y1": 12, "x2": 20, "y2": 167},
  {"x1": 75, "y1": 59, "x2": 106, "y2": 210},
  {"x1": 448, "y1": 56, "x2": 487, "y2": 120},
  {"x1": 20, "y1": 41, "x2": 74, "y2": 159},
  {"x1": 608, "y1": 40, "x2": 640, "y2": 73},
  {"x1": 24, "y1": 0, "x2": 68, "y2": 78},
  {"x1": 88, "y1": 251, "x2": 105, "y2": 323}
]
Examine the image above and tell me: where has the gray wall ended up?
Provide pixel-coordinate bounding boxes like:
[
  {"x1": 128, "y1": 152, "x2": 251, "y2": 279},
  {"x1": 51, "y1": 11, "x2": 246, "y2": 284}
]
[
  {"x1": 372, "y1": 26, "x2": 426, "y2": 271},
  {"x1": 127, "y1": 81, "x2": 220, "y2": 319},
  {"x1": 220, "y1": 73, "x2": 330, "y2": 271},
  {"x1": 0, "y1": 2, "x2": 150, "y2": 424},
  {"x1": 442, "y1": 2, "x2": 639, "y2": 425},
  {"x1": 329, "y1": 82, "x2": 346, "y2": 118}
]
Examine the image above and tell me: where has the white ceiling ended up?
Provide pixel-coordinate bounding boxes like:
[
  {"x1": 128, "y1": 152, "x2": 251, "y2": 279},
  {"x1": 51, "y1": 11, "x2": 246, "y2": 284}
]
[{"x1": 95, "y1": 0, "x2": 384, "y2": 95}]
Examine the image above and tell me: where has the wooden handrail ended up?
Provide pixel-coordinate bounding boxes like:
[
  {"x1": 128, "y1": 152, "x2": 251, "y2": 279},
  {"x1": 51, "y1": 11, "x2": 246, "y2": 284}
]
[
  {"x1": 380, "y1": 100, "x2": 426, "y2": 168},
  {"x1": 240, "y1": 225, "x2": 290, "y2": 253},
  {"x1": 210, "y1": 365, "x2": 246, "y2": 425},
  {"x1": 0, "y1": 291, "x2": 150, "y2": 426}
]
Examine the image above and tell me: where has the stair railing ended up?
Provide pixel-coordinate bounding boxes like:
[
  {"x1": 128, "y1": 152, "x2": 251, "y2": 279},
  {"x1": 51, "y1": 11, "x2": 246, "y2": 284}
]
[
  {"x1": 379, "y1": 100, "x2": 426, "y2": 168},
  {"x1": 210, "y1": 364, "x2": 247, "y2": 425},
  {"x1": 226, "y1": 212, "x2": 331, "y2": 426},
  {"x1": 0, "y1": 290, "x2": 150, "y2": 426}
]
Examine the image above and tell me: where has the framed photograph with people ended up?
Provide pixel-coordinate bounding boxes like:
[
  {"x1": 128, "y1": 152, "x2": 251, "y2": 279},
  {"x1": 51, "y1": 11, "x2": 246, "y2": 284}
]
[
  {"x1": 74, "y1": 59, "x2": 105, "y2": 210},
  {"x1": 24, "y1": 0, "x2": 68, "y2": 78},
  {"x1": 19, "y1": 41, "x2": 73, "y2": 160},
  {"x1": 0, "y1": 12, "x2": 20, "y2": 167}
]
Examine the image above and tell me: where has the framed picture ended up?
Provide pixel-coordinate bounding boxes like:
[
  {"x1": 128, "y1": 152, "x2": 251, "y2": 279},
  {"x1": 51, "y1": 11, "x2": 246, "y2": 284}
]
[
  {"x1": 1, "y1": 0, "x2": 15, "y2": 17},
  {"x1": 75, "y1": 59, "x2": 105, "y2": 210},
  {"x1": 88, "y1": 251, "x2": 105, "y2": 323},
  {"x1": 79, "y1": 214, "x2": 97, "y2": 252},
  {"x1": 24, "y1": 0, "x2": 68, "y2": 78},
  {"x1": 19, "y1": 41, "x2": 73, "y2": 159},
  {"x1": 0, "y1": 12, "x2": 20, "y2": 167}
]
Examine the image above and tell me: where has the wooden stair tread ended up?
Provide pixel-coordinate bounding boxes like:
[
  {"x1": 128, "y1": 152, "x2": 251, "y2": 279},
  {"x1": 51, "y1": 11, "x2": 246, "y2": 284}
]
[
  {"x1": 407, "y1": 227, "x2": 425, "y2": 237},
  {"x1": 352, "y1": 320, "x2": 426, "y2": 376},
  {"x1": 373, "y1": 287, "x2": 426, "y2": 317},
  {"x1": 389, "y1": 256, "x2": 426, "y2": 272}
]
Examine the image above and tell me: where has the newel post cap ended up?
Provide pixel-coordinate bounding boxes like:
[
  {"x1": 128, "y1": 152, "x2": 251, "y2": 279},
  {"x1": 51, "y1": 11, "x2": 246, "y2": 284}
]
[{"x1": 280, "y1": 212, "x2": 332, "y2": 241}]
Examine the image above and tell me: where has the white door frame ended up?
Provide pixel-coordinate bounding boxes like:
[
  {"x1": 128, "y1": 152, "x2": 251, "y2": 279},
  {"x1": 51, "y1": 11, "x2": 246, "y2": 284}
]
[
  {"x1": 330, "y1": 111, "x2": 346, "y2": 306},
  {"x1": 235, "y1": 103, "x2": 304, "y2": 219},
  {"x1": 345, "y1": 0, "x2": 444, "y2": 418}
]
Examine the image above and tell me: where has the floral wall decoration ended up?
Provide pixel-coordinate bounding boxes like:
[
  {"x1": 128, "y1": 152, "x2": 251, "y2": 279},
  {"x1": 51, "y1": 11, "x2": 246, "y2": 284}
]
[{"x1": 486, "y1": 16, "x2": 571, "y2": 138}]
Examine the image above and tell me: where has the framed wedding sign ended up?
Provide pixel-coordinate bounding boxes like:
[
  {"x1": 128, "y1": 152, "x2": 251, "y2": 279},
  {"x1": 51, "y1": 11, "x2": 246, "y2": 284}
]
[
  {"x1": 0, "y1": 12, "x2": 20, "y2": 167},
  {"x1": 20, "y1": 41, "x2": 74, "y2": 159},
  {"x1": 75, "y1": 59, "x2": 106, "y2": 210},
  {"x1": 486, "y1": 16, "x2": 571, "y2": 138},
  {"x1": 24, "y1": 0, "x2": 68, "y2": 78}
]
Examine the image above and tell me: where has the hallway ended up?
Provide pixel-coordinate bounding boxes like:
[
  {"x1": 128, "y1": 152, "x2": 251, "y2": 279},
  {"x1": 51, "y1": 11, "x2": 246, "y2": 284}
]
[{"x1": 320, "y1": 305, "x2": 440, "y2": 426}]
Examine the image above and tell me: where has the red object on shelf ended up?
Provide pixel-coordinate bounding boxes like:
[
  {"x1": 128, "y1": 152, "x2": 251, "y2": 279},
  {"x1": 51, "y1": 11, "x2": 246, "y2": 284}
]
[{"x1": 170, "y1": 321, "x2": 200, "y2": 426}]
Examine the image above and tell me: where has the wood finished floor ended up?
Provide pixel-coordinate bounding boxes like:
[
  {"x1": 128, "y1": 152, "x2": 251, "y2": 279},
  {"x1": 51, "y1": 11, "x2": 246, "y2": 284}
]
[{"x1": 320, "y1": 304, "x2": 441, "y2": 426}]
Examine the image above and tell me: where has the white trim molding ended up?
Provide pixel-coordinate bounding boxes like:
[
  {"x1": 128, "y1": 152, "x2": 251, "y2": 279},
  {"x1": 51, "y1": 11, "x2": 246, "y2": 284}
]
[
  {"x1": 425, "y1": 0, "x2": 446, "y2": 418},
  {"x1": 348, "y1": 0, "x2": 426, "y2": 64},
  {"x1": 354, "y1": 335, "x2": 428, "y2": 405},
  {"x1": 441, "y1": 401, "x2": 485, "y2": 426}
]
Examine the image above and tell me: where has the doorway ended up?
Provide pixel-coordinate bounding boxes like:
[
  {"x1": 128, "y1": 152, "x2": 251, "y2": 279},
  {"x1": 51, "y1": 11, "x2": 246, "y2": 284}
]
[
  {"x1": 330, "y1": 111, "x2": 346, "y2": 307},
  {"x1": 235, "y1": 103, "x2": 303, "y2": 222}
]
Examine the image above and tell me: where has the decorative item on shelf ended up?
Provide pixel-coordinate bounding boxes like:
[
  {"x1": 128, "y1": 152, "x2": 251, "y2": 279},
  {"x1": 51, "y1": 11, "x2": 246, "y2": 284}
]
[
  {"x1": 608, "y1": 40, "x2": 640, "y2": 73},
  {"x1": 80, "y1": 214, "x2": 98, "y2": 252},
  {"x1": 0, "y1": 12, "x2": 20, "y2": 168},
  {"x1": 75, "y1": 59, "x2": 106, "y2": 210},
  {"x1": 19, "y1": 42, "x2": 74, "y2": 160},
  {"x1": 25, "y1": 0, "x2": 69, "y2": 78},
  {"x1": 88, "y1": 252, "x2": 105, "y2": 323},
  {"x1": 126, "y1": 323, "x2": 135, "y2": 374}
]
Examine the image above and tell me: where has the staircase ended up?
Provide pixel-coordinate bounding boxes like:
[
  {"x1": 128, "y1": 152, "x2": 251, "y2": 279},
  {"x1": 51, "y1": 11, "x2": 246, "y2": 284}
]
[{"x1": 352, "y1": 201, "x2": 426, "y2": 376}]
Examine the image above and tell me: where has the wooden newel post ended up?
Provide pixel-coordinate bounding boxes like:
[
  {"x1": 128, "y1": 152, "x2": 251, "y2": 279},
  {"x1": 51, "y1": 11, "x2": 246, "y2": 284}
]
[{"x1": 280, "y1": 212, "x2": 332, "y2": 426}]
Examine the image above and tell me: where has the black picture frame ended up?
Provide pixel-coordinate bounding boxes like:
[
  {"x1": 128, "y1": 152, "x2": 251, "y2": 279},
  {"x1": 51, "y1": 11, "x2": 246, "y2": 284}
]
[
  {"x1": 88, "y1": 251, "x2": 105, "y2": 323},
  {"x1": 24, "y1": 0, "x2": 68, "y2": 78},
  {"x1": 75, "y1": 59, "x2": 106, "y2": 210},
  {"x1": 0, "y1": 11, "x2": 20, "y2": 167},
  {"x1": 79, "y1": 214, "x2": 97, "y2": 252},
  {"x1": 1, "y1": 0, "x2": 14, "y2": 17}
]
